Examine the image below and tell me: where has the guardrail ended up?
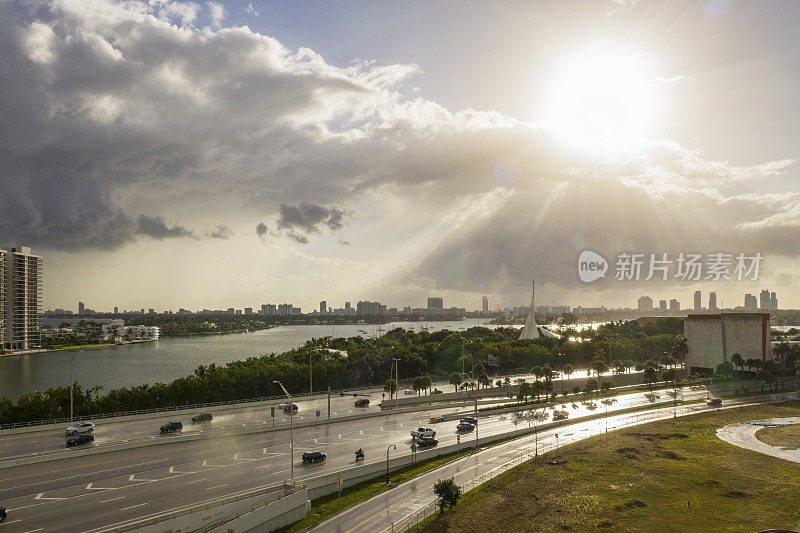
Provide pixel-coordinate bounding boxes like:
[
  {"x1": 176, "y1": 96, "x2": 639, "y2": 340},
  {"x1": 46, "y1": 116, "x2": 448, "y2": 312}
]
[
  {"x1": 0, "y1": 385, "x2": 380, "y2": 430},
  {"x1": 95, "y1": 481, "x2": 306, "y2": 533}
]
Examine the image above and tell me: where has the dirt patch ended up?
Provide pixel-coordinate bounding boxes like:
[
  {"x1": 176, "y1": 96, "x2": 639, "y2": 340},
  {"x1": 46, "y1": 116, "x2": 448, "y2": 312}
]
[
  {"x1": 613, "y1": 499, "x2": 647, "y2": 511},
  {"x1": 723, "y1": 490, "x2": 749, "y2": 498},
  {"x1": 658, "y1": 450, "x2": 686, "y2": 460}
]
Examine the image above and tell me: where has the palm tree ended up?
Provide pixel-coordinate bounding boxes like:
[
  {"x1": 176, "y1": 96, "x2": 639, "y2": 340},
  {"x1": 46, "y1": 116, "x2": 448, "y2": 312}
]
[
  {"x1": 449, "y1": 372, "x2": 462, "y2": 393},
  {"x1": 745, "y1": 358, "x2": 757, "y2": 376},
  {"x1": 730, "y1": 353, "x2": 744, "y2": 376},
  {"x1": 562, "y1": 364, "x2": 573, "y2": 395},
  {"x1": 673, "y1": 335, "x2": 688, "y2": 365}
]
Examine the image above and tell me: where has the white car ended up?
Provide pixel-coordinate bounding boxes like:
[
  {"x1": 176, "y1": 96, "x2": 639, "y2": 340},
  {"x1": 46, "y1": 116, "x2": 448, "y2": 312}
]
[
  {"x1": 65, "y1": 422, "x2": 95, "y2": 436},
  {"x1": 411, "y1": 427, "x2": 436, "y2": 440},
  {"x1": 404, "y1": 388, "x2": 415, "y2": 395}
]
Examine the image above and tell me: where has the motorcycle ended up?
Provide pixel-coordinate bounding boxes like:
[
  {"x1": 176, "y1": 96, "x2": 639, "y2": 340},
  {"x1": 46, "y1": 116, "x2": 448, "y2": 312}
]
[
  {"x1": 0, "y1": 507, "x2": 7, "y2": 523},
  {"x1": 355, "y1": 450, "x2": 365, "y2": 462}
]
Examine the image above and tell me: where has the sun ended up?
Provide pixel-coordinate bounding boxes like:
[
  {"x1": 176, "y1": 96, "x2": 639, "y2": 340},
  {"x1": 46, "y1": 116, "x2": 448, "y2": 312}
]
[{"x1": 541, "y1": 46, "x2": 659, "y2": 154}]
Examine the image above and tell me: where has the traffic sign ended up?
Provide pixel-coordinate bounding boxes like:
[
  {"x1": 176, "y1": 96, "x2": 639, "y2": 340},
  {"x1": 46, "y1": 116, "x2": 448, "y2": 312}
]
[
  {"x1": 754, "y1": 380, "x2": 766, "y2": 386},
  {"x1": 271, "y1": 406, "x2": 275, "y2": 417}
]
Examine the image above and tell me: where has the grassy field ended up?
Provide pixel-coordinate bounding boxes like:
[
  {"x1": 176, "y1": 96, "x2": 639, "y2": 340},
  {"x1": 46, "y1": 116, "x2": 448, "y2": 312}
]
[
  {"x1": 757, "y1": 424, "x2": 800, "y2": 450},
  {"x1": 420, "y1": 400, "x2": 800, "y2": 533}
]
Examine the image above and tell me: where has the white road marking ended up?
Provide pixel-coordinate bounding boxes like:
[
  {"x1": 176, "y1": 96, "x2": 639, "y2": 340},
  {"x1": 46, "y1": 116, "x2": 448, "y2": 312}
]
[
  {"x1": 100, "y1": 496, "x2": 125, "y2": 503},
  {"x1": 120, "y1": 503, "x2": 147, "y2": 511},
  {"x1": 2, "y1": 519, "x2": 22, "y2": 525},
  {"x1": 86, "y1": 483, "x2": 110, "y2": 490},
  {"x1": 207, "y1": 483, "x2": 229, "y2": 490},
  {"x1": 185, "y1": 478, "x2": 206, "y2": 484},
  {"x1": 34, "y1": 493, "x2": 65, "y2": 501},
  {"x1": 23, "y1": 528, "x2": 44, "y2": 533}
]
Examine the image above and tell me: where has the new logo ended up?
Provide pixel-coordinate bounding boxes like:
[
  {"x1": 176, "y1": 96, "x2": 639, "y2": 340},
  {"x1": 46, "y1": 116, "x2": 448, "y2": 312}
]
[{"x1": 578, "y1": 250, "x2": 608, "y2": 283}]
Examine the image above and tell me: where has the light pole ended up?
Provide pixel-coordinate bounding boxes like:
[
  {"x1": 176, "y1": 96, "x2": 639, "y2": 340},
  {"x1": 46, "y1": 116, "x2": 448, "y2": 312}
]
[
  {"x1": 393, "y1": 357, "x2": 400, "y2": 411},
  {"x1": 386, "y1": 444, "x2": 396, "y2": 484},
  {"x1": 534, "y1": 417, "x2": 538, "y2": 456},
  {"x1": 309, "y1": 351, "x2": 313, "y2": 396},
  {"x1": 273, "y1": 380, "x2": 294, "y2": 482},
  {"x1": 69, "y1": 350, "x2": 83, "y2": 422}
]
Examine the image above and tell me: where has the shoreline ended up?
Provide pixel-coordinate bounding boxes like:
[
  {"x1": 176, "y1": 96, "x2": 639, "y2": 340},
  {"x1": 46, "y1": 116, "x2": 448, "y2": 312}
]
[{"x1": 0, "y1": 339, "x2": 157, "y2": 358}]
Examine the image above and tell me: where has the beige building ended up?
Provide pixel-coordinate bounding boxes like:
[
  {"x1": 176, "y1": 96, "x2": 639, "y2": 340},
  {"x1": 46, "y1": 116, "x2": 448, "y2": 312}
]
[
  {"x1": 684, "y1": 313, "x2": 771, "y2": 373},
  {"x1": 1, "y1": 246, "x2": 43, "y2": 350}
]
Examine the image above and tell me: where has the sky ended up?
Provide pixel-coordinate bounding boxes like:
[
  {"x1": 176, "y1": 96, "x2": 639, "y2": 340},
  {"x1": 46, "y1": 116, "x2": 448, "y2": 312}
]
[{"x1": 1, "y1": 0, "x2": 799, "y2": 312}]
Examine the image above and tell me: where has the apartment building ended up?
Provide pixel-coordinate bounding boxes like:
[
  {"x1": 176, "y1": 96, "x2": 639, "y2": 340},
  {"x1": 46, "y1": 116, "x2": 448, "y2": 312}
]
[{"x1": 1, "y1": 246, "x2": 42, "y2": 350}]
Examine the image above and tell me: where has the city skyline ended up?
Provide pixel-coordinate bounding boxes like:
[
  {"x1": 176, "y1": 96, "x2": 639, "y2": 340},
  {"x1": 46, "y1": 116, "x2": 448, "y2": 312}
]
[{"x1": 2, "y1": 1, "x2": 800, "y2": 311}]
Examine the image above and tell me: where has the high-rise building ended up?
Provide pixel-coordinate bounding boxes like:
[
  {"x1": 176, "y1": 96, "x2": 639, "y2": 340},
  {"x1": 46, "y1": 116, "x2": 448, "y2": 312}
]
[
  {"x1": 669, "y1": 299, "x2": 680, "y2": 313},
  {"x1": 708, "y1": 292, "x2": 717, "y2": 311},
  {"x1": 1, "y1": 246, "x2": 42, "y2": 350},
  {"x1": 744, "y1": 294, "x2": 757, "y2": 310},
  {"x1": 319, "y1": 300, "x2": 327, "y2": 314},
  {"x1": 482, "y1": 296, "x2": 489, "y2": 314},
  {"x1": 356, "y1": 301, "x2": 387, "y2": 315},
  {"x1": 637, "y1": 296, "x2": 653, "y2": 312},
  {"x1": 658, "y1": 300, "x2": 667, "y2": 312},
  {"x1": 694, "y1": 290, "x2": 701, "y2": 311},
  {"x1": 244, "y1": 307, "x2": 253, "y2": 315},
  {"x1": 427, "y1": 297, "x2": 443, "y2": 309},
  {"x1": 760, "y1": 290, "x2": 770, "y2": 310},
  {"x1": 345, "y1": 302, "x2": 351, "y2": 310},
  {"x1": 78, "y1": 301, "x2": 85, "y2": 314},
  {"x1": 114, "y1": 306, "x2": 119, "y2": 314},
  {"x1": 770, "y1": 292, "x2": 778, "y2": 310}
]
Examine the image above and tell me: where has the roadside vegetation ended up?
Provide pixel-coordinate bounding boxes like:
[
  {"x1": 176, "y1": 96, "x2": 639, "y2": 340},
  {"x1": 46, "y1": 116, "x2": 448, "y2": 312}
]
[
  {"x1": 2, "y1": 317, "x2": 797, "y2": 425},
  {"x1": 419, "y1": 401, "x2": 800, "y2": 532}
]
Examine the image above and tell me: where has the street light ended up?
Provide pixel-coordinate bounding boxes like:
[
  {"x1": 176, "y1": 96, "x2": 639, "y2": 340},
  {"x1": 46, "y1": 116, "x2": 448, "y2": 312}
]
[
  {"x1": 386, "y1": 444, "x2": 396, "y2": 484},
  {"x1": 393, "y1": 357, "x2": 400, "y2": 411},
  {"x1": 309, "y1": 351, "x2": 313, "y2": 396},
  {"x1": 273, "y1": 380, "x2": 294, "y2": 482},
  {"x1": 69, "y1": 350, "x2": 83, "y2": 422}
]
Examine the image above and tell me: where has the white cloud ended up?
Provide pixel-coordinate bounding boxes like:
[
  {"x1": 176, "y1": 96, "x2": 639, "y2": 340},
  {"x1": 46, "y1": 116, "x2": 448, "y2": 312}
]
[
  {"x1": 206, "y1": 1, "x2": 226, "y2": 28},
  {"x1": 246, "y1": 2, "x2": 259, "y2": 17}
]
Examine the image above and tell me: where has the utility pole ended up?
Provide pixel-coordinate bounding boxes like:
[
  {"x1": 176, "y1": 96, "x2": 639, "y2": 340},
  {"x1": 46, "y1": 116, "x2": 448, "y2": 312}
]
[
  {"x1": 386, "y1": 444, "x2": 396, "y2": 484},
  {"x1": 273, "y1": 380, "x2": 294, "y2": 482},
  {"x1": 327, "y1": 386, "x2": 331, "y2": 419},
  {"x1": 309, "y1": 351, "x2": 313, "y2": 396},
  {"x1": 393, "y1": 357, "x2": 400, "y2": 411}
]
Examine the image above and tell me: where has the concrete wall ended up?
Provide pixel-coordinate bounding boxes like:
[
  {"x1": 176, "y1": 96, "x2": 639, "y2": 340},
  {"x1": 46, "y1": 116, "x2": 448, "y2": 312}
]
[{"x1": 685, "y1": 313, "x2": 771, "y2": 371}]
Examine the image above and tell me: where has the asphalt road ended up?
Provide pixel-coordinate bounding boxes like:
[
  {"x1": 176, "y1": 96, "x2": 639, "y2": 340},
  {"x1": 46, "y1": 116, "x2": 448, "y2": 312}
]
[
  {"x1": 0, "y1": 382, "x2": 746, "y2": 532},
  {"x1": 317, "y1": 389, "x2": 800, "y2": 533}
]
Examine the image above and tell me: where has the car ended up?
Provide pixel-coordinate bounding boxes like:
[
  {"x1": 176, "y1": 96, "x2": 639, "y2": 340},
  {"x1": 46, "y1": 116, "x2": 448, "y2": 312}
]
[
  {"x1": 191, "y1": 413, "x2": 213, "y2": 423},
  {"x1": 456, "y1": 422, "x2": 474, "y2": 432},
  {"x1": 0, "y1": 506, "x2": 6, "y2": 523},
  {"x1": 302, "y1": 450, "x2": 326, "y2": 463},
  {"x1": 66, "y1": 433, "x2": 94, "y2": 447},
  {"x1": 354, "y1": 398, "x2": 370, "y2": 407},
  {"x1": 429, "y1": 415, "x2": 446, "y2": 423},
  {"x1": 411, "y1": 427, "x2": 436, "y2": 439},
  {"x1": 404, "y1": 388, "x2": 415, "y2": 395},
  {"x1": 431, "y1": 388, "x2": 443, "y2": 394},
  {"x1": 707, "y1": 398, "x2": 723, "y2": 407},
  {"x1": 417, "y1": 436, "x2": 438, "y2": 447},
  {"x1": 460, "y1": 416, "x2": 478, "y2": 426},
  {"x1": 65, "y1": 422, "x2": 95, "y2": 436},
  {"x1": 280, "y1": 402, "x2": 299, "y2": 412},
  {"x1": 553, "y1": 410, "x2": 569, "y2": 421},
  {"x1": 515, "y1": 378, "x2": 526, "y2": 384},
  {"x1": 160, "y1": 421, "x2": 183, "y2": 434}
]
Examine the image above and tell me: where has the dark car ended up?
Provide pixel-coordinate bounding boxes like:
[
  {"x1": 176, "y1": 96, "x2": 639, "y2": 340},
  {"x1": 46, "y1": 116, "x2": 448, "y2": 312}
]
[
  {"x1": 191, "y1": 413, "x2": 213, "y2": 423},
  {"x1": 354, "y1": 398, "x2": 370, "y2": 407},
  {"x1": 456, "y1": 422, "x2": 474, "y2": 432},
  {"x1": 707, "y1": 398, "x2": 723, "y2": 407},
  {"x1": 417, "y1": 436, "x2": 438, "y2": 447},
  {"x1": 160, "y1": 421, "x2": 183, "y2": 434},
  {"x1": 66, "y1": 434, "x2": 95, "y2": 447},
  {"x1": 302, "y1": 451, "x2": 327, "y2": 463},
  {"x1": 460, "y1": 417, "x2": 478, "y2": 426},
  {"x1": 0, "y1": 506, "x2": 6, "y2": 523}
]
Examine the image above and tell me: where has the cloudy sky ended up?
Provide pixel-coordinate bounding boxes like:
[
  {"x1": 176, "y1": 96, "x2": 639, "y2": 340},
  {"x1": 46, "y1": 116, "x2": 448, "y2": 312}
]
[{"x1": 2, "y1": 0, "x2": 799, "y2": 312}]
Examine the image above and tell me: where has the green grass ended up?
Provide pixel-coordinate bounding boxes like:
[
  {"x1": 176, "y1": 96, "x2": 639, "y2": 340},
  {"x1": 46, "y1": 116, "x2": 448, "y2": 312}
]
[
  {"x1": 418, "y1": 400, "x2": 800, "y2": 533},
  {"x1": 756, "y1": 424, "x2": 800, "y2": 450}
]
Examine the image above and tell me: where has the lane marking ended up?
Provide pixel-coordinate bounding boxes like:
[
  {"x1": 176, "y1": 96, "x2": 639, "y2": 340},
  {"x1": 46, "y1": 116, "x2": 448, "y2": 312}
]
[
  {"x1": 23, "y1": 528, "x2": 44, "y2": 533},
  {"x1": 207, "y1": 483, "x2": 229, "y2": 490},
  {"x1": 185, "y1": 478, "x2": 206, "y2": 485},
  {"x1": 100, "y1": 496, "x2": 125, "y2": 503},
  {"x1": 0, "y1": 445, "x2": 201, "y2": 483},
  {"x1": 34, "y1": 493, "x2": 65, "y2": 501},
  {"x1": 120, "y1": 503, "x2": 147, "y2": 511}
]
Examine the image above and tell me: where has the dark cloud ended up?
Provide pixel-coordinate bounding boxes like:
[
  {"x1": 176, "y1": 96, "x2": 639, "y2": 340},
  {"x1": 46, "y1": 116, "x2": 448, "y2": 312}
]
[
  {"x1": 136, "y1": 215, "x2": 197, "y2": 240},
  {"x1": 256, "y1": 222, "x2": 270, "y2": 239},
  {"x1": 273, "y1": 202, "x2": 350, "y2": 243},
  {"x1": 208, "y1": 225, "x2": 232, "y2": 239}
]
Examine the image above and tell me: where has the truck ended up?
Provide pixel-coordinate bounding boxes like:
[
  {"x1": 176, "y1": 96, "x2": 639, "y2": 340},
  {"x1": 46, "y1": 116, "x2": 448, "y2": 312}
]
[{"x1": 411, "y1": 427, "x2": 436, "y2": 440}]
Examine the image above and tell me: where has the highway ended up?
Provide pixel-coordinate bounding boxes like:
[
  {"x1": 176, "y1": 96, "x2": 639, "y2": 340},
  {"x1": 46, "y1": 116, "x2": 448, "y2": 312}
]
[
  {"x1": 0, "y1": 382, "x2": 749, "y2": 531},
  {"x1": 316, "y1": 389, "x2": 800, "y2": 533}
]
